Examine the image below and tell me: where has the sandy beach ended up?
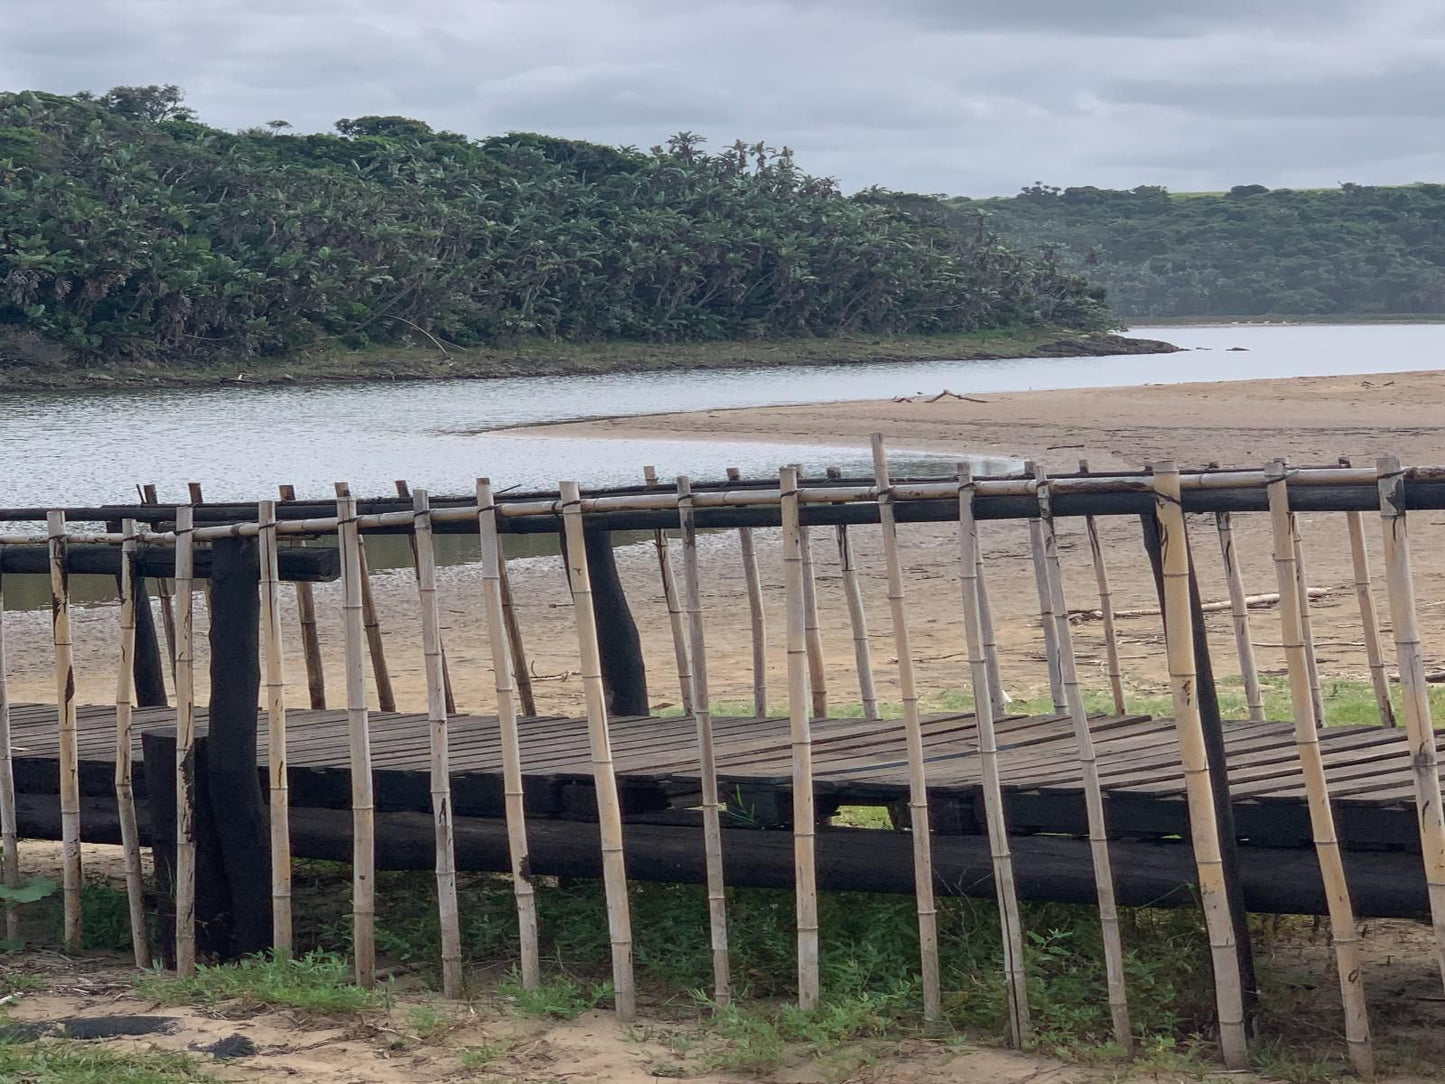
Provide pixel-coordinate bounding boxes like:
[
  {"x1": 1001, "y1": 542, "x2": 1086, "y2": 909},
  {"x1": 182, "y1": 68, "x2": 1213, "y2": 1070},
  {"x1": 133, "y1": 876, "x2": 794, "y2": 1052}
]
[{"x1": 5, "y1": 367, "x2": 1444, "y2": 720}]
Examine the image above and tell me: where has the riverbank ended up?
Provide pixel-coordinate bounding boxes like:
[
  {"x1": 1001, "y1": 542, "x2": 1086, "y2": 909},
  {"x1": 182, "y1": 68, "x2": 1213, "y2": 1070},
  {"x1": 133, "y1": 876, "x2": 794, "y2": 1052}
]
[{"x1": 0, "y1": 328, "x2": 1174, "y2": 393}]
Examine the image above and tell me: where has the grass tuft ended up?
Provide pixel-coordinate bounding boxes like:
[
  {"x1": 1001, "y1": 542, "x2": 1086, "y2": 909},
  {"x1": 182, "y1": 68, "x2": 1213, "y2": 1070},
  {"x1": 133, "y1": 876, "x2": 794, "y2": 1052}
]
[
  {"x1": 136, "y1": 950, "x2": 375, "y2": 1015},
  {"x1": 0, "y1": 1037, "x2": 217, "y2": 1082}
]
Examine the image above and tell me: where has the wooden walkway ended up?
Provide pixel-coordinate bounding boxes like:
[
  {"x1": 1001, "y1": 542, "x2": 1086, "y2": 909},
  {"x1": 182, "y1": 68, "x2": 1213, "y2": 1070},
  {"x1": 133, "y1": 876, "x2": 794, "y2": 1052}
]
[{"x1": 7, "y1": 703, "x2": 1442, "y2": 851}]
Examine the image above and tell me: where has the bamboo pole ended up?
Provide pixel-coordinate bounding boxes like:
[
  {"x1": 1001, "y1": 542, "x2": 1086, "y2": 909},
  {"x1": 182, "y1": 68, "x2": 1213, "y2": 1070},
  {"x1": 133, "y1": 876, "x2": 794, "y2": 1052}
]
[
  {"x1": 334, "y1": 483, "x2": 396, "y2": 713},
  {"x1": 140, "y1": 484, "x2": 177, "y2": 677},
  {"x1": 114, "y1": 520, "x2": 150, "y2": 969},
  {"x1": 835, "y1": 524, "x2": 878, "y2": 721},
  {"x1": 955, "y1": 465, "x2": 1031, "y2": 1044},
  {"x1": 477, "y1": 479, "x2": 541, "y2": 989},
  {"x1": 780, "y1": 466, "x2": 820, "y2": 1011},
  {"x1": 1291, "y1": 514, "x2": 1326, "y2": 727},
  {"x1": 1215, "y1": 510, "x2": 1266, "y2": 722},
  {"x1": 497, "y1": 550, "x2": 536, "y2": 718},
  {"x1": 337, "y1": 493, "x2": 377, "y2": 988},
  {"x1": 0, "y1": 565, "x2": 20, "y2": 945},
  {"x1": 1339, "y1": 458, "x2": 1395, "y2": 727},
  {"x1": 1024, "y1": 464, "x2": 1065, "y2": 711},
  {"x1": 560, "y1": 480, "x2": 637, "y2": 1021},
  {"x1": 1376, "y1": 455, "x2": 1445, "y2": 991},
  {"x1": 412, "y1": 489, "x2": 464, "y2": 997},
  {"x1": 394, "y1": 481, "x2": 455, "y2": 715},
  {"x1": 48, "y1": 512, "x2": 83, "y2": 954},
  {"x1": 869, "y1": 439, "x2": 941, "y2": 1021},
  {"x1": 258, "y1": 500, "x2": 293, "y2": 959},
  {"x1": 1036, "y1": 470, "x2": 1131, "y2": 1049},
  {"x1": 1152, "y1": 463, "x2": 1248, "y2": 1070},
  {"x1": 645, "y1": 469, "x2": 693, "y2": 714},
  {"x1": 798, "y1": 513, "x2": 828, "y2": 719},
  {"x1": 1078, "y1": 460, "x2": 1126, "y2": 714},
  {"x1": 279, "y1": 485, "x2": 326, "y2": 710},
  {"x1": 727, "y1": 466, "x2": 768, "y2": 718},
  {"x1": 172, "y1": 504, "x2": 197, "y2": 975},
  {"x1": 1264, "y1": 461, "x2": 1374, "y2": 1075},
  {"x1": 976, "y1": 548, "x2": 1010, "y2": 714},
  {"x1": 678, "y1": 476, "x2": 733, "y2": 1007}
]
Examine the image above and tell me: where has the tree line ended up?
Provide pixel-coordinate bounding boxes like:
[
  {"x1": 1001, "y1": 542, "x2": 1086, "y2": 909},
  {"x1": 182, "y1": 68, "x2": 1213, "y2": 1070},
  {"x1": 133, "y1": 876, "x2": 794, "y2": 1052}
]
[
  {"x1": 0, "y1": 87, "x2": 1110, "y2": 367},
  {"x1": 953, "y1": 182, "x2": 1445, "y2": 319}
]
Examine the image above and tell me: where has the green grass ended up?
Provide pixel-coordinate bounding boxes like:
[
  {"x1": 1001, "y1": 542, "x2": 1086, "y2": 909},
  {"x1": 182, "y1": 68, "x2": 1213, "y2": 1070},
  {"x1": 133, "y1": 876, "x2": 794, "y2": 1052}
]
[
  {"x1": 0, "y1": 1038, "x2": 217, "y2": 1083},
  {"x1": 136, "y1": 950, "x2": 375, "y2": 1014},
  {"x1": 498, "y1": 972, "x2": 610, "y2": 1019}
]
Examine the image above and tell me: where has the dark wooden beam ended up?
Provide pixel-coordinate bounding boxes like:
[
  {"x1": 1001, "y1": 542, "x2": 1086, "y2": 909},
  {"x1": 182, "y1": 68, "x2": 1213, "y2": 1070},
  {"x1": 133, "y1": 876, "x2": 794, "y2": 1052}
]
[{"x1": 0, "y1": 546, "x2": 337, "y2": 582}]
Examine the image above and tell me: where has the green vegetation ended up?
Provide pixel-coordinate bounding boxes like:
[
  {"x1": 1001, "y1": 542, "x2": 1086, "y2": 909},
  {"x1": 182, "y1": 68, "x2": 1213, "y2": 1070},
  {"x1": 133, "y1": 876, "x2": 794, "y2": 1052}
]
[
  {"x1": 953, "y1": 182, "x2": 1445, "y2": 319},
  {"x1": 136, "y1": 950, "x2": 375, "y2": 1014},
  {"x1": 0, "y1": 1039, "x2": 217, "y2": 1083},
  {"x1": 0, "y1": 85, "x2": 1111, "y2": 376}
]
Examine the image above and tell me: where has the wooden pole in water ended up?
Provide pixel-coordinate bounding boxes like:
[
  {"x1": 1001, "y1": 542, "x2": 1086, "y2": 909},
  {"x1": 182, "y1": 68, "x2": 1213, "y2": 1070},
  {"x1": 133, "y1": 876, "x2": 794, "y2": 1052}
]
[
  {"x1": 337, "y1": 493, "x2": 377, "y2": 988},
  {"x1": 955, "y1": 464, "x2": 1031, "y2": 1044},
  {"x1": 258, "y1": 500, "x2": 293, "y2": 959},
  {"x1": 334, "y1": 483, "x2": 395, "y2": 713},
  {"x1": 560, "y1": 480, "x2": 637, "y2": 1020},
  {"x1": 477, "y1": 479, "x2": 541, "y2": 988},
  {"x1": 727, "y1": 467, "x2": 768, "y2": 718},
  {"x1": 1036, "y1": 469, "x2": 1131, "y2": 1049},
  {"x1": 1213, "y1": 505, "x2": 1266, "y2": 723},
  {"x1": 48, "y1": 512, "x2": 83, "y2": 955},
  {"x1": 172, "y1": 504, "x2": 197, "y2": 975},
  {"x1": 1265, "y1": 461, "x2": 1374, "y2": 1075},
  {"x1": 780, "y1": 466, "x2": 820, "y2": 1011},
  {"x1": 868, "y1": 438, "x2": 942, "y2": 1022},
  {"x1": 1339, "y1": 458, "x2": 1395, "y2": 727},
  {"x1": 114, "y1": 520, "x2": 151, "y2": 969},
  {"x1": 394, "y1": 481, "x2": 456, "y2": 715},
  {"x1": 1291, "y1": 515, "x2": 1326, "y2": 727},
  {"x1": 1024, "y1": 463, "x2": 1065, "y2": 712},
  {"x1": 140, "y1": 484, "x2": 177, "y2": 677},
  {"x1": 1152, "y1": 463, "x2": 1248, "y2": 1070},
  {"x1": 1376, "y1": 455, "x2": 1445, "y2": 991},
  {"x1": 1077, "y1": 460, "x2": 1127, "y2": 715},
  {"x1": 645, "y1": 468, "x2": 693, "y2": 714},
  {"x1": 0, "y1": 566, "x2": 20, "y2": 944},
  {"x1": 279, "y1": 485, "x2": 327, "y2": 710},
  {"x1": 411, "y1": 489, "x2": 464, "y2": 997},
  {"x1": 678, "y1": 476, "x2": 733, "y2": 1006}
]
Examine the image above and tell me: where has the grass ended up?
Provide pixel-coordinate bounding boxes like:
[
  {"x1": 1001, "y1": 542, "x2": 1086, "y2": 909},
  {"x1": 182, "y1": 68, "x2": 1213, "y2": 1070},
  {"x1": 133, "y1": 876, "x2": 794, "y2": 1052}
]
[
  {"x1": 0, "y1": 1039, "x2": 217, "y2": 1083},
  {"x1": 135, "y1": 950, "x2": 376, "y2": 1014}
]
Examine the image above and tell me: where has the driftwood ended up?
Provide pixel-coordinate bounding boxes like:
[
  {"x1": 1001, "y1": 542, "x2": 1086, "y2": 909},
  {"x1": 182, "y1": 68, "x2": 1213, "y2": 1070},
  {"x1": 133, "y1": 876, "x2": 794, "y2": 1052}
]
[{"x1": 1069, "y1": 588, "x2": 1330, "y2": 623}]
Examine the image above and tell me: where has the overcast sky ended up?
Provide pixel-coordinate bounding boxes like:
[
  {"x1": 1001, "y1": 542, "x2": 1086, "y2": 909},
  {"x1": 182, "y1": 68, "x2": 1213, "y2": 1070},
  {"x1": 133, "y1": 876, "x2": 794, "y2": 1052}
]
[{"x1": 6, "y1": 0, "x2": 1445, "y2": 196}]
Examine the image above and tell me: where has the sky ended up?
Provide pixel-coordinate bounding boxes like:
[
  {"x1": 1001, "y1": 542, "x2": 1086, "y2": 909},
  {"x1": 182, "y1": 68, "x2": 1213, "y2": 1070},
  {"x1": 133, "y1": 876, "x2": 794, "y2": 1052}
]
[{"x1": 4, "y1": 0, "x2": 1445, "y2": 196}]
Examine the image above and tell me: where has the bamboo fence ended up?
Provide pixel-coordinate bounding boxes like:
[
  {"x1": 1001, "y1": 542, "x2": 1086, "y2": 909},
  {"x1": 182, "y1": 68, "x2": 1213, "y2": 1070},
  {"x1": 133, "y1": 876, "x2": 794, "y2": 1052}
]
[
  {"x1": 1077, "y1": 460, "x2": 1126, "y2": 715},
  {"x1": 279, "y1": 484, "x2": 327, "y2": 710},
  {"x1": 1024, "y1": 465, "x2": 1065, "y2": 712},
  {"x1": 173, "y1": 504, "x2": 197, "y2": 976},
  {"x1": 47, "y1": 511, "x2": 82, "y2": 955},
  {"x1": 1214, "y1": 509, "x2": 1266, "y2": 721},
  {"x1": 258, "y1": 499, "x2": 293, "y2": 958},
  {"x1": 1291, "y1": 515, "x2": 1327, "y2": 727},
  {"x1": 396, "y1": 480, "x2": 456, "y2": 715},
  {"x1": 646, "y1": 467, "x2": 693, "y2": 714},
  {"x1": 0, "y1": 571, "x2": 16, "y2": 945},
  {"x1": 1339, "y1": 459, "x2": 1395, "y2": 727},
  {"x1": 114, "y1": 519, "x2": 150, "y2": 969},
  {"x1": 726, "y1": 466, "x2": 768, "y2": 717}
]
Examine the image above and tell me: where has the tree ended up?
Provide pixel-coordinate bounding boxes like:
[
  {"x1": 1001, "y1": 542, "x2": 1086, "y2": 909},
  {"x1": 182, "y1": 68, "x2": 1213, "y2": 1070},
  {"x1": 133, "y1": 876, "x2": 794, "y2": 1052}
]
[{"x1": 98, "y1": 84, "x2": 195, "y2": 123}]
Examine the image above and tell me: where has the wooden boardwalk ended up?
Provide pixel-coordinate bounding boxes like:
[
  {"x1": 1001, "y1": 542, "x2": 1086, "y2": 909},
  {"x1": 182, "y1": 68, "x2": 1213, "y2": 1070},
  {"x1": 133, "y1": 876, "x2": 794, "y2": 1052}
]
[{"x1": 6, "y1": 702, "x2": 1441, "y2": 852}]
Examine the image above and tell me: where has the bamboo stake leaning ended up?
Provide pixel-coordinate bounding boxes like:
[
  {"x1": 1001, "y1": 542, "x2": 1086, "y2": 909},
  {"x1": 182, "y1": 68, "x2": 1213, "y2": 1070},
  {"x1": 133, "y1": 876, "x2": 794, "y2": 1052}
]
[
  {"x1": 48, "y1": 512, "x2": 83, "y2": 954},
  {"x1": 114, "y1": 520, "x2": 151, "y2": 968},
  {"x1": 1291, "y1": 514, "x2": 1326, "y2": 727},
  {"x1": 173, "y1": 504, "x2": 197, "y2": 975},
  {"x1": 727, "y1": 467, "x2": 768, "y2": 718},
  {"x1": 1024, "y1": 462, "x2": 1065, "y2": 711},
  {"x1": 258, "y1": 500, "x2": 293, "y2": 958},
  {"x1": 956, "y1": 465, "x2": 1031, "y2": 1044},
  {"x1": 279, "y1": 485, "x2": 326, "y2": 709},
  {"x1": 477, "y1": 479, "x2": 541, "y2": 989},
  {"x1": 395, "y1": 481, "x2": 456, "y2": 715},
  {"x1": 139, "y1": 484, "x2": 177, "y2": 676},
  {"x1": 678, "y1": 476, "x2": 733, "y2": 1007},
  {"x1": 412, "y1": 489, "x2": 464, "y2": 997},
  {"x1": 1036, "y1": 470, "x2": 1131, "y2": 1049},
  {"x1": 560, "y1": 480, "x2": 637, "y2": 1021},
  {"x1": 780, "y1": 466, "x2": 820, "y2": 1011},
  {"x1": 497, "y1": 546, "x2": 536, "y2": 718},
  {"x1": 868, "y1": 439, "x2": 943, "y2": 1022},
  {"x1": 798, "y1": 500, "x2": 828, "y2": 719},
  {"x1": 835, "y1": 523, "x2": 878, "y2": 721},
  {"x1": 1340, "y1": 457, "x2": 1395, "y2": 726},
  {"x1": 0, "y1": 565, "x2": 20, "y2": 944},
  {"x1": 645, "y1": 468, "x2": 694, "y2": 714},
  {"x1": 976, "y1": 546, "x2": 1010, "y2": 714},
  {"x1": 1152, "y1": 463, "x2": 1248, "y2": 1070},
  {"x1": 1214, "y1": 507, "x2": 1266, "y2": 722},
  {"x1": 1077, "y1": 460, "x2": 1126, "y2": 714},
  {"x1": 335, "y1": 482, "x2": 396, "y2": 713},
  {"x1": 1376, "y1": 455, "x2": 1445, "y2": 990},
  {"x1": 1264, "y1": 460, "x2": 1374, "y2": 1075},
  {"x1": 337, "y1": 493, "x2": 377, "y2": 988}
]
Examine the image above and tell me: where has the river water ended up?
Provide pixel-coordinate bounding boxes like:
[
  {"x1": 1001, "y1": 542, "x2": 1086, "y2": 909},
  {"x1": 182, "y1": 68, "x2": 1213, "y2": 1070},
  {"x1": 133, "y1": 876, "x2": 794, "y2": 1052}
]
[{"x1": 2, "y1": 322, "x2": 1441, "y2": 605}]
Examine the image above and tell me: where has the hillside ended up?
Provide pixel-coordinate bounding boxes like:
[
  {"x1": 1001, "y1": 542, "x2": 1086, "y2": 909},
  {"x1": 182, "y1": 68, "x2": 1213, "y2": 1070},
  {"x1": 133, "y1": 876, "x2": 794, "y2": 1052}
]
[
  {"x1": 0, "y1": 87, "x2": 1112, "y2": 373},
  {"x1": 952, "y1": 183, "x2": 1445, "y2": 319}
]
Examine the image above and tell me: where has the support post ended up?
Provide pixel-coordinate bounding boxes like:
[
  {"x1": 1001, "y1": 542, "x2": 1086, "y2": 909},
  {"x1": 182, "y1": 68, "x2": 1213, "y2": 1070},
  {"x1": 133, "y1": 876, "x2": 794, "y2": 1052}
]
[
  {"x1": 173, "y1": 505, "x2": 197, "y2": 975},
  {"x1": 1214, "y1": 507, "x2": 1266, "y2": 722},
  {"x1": 582, "y1": 528, "x2": 649, "y2": 717},
  {"x1": 258, "y1": 501, "x2": 292, "y2": 958},
  {"x1": 48, "y1": 511, "x2": 82, "y2": 954},
  {"x1": 1024, "y1": 463, "x2": 1064, "y2": 711},
  {"x1": 1291, "y1": 515, "x2": 1326, "y2": 727},
  {"x1": 114, "y1": 521, "x2": 151, "y2": 968},
  {"x1": 0, "y1": 572, "x2": 19, "y2": 944},
  {"x1": 644, "y1": 468, "x2": 693, "y2": 714},
  {"x1": 394, "y1": 481, "x2": 456, "y2": 714},
  {"x1": 728, "y1": 466, "x2": 769, "y2": 718},
  {"x1": 279, "y1": 484, "x2": 326, "y2": 710},
  {"x1": 337, "y1": 494, "x2": 376, "y2": 987},
  {"x1": 1078, "y1": 460, "x2": 1127, "y2": 714},
  {"x1": 1340, "y1": 458, "x2": 1395, "y2": 727}
]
